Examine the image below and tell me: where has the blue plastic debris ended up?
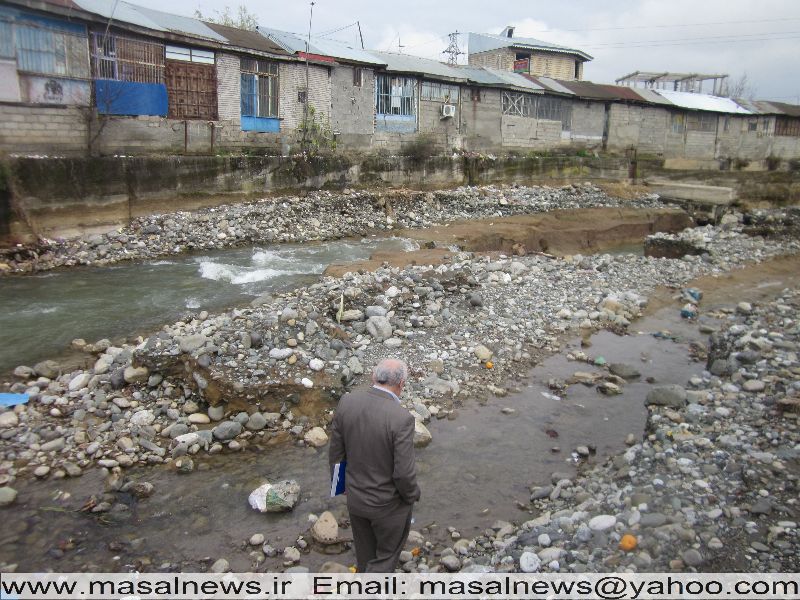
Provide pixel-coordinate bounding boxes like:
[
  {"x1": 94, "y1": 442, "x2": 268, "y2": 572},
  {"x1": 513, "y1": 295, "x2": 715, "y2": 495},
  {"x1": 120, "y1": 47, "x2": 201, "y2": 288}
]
[
  {"x1": 0, "y1": 393, "x2": 29, "y2": 407},
  {"x1": 681, "y1": 303, "x2": 698, "y2": 320},
  {"x1": 682, "y1": 288, "x2": 703, "y2": 303}
]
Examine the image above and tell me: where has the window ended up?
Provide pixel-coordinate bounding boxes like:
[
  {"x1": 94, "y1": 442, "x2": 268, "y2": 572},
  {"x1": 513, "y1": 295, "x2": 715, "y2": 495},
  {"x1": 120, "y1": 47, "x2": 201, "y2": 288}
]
[
  {"x1": 776, "y1": 117, "x2": 800, "y2": 137},
  {"x1": 0, "y1": 20, "x2": 13, "y2": 59},
  {"x1": 353, "y1": 67, "x2": 362, "y2": 87},
  {"x1": 537, "y1": 95, "x2": 572, "y2": 130},
  {"x1": 166, "y1": 45, "x2": 214, "y2": 64},
  {"x1": 470, "y1": 87, "x2": 481, "y2": 102},
  {"x1": 501, "y1": 91, "x2": 535, "y2": 117},
  {"x1": 165, "y1": 58, "x2": 217, "y2": 120},
  {"x1": 421, "y1": 80, "x2": 459, "y2": 103},
  {"x1": 297, "y1": 90, "x2": 307, "y2": 103},
  {"x1": 15, "y1": 22, "x2": 89, "y2": 78},
  {"x1": 723, "y1": 115, "x2": 730, "y2": 132},
  {"x1": 90, "y1": 32, "x2": 164, "y2": 83},
  {"x1": 686, "y1": 112, "x2": 717, "y2": 132},
  {"x1": 376, "y1": 74, "x2": 414, "y2": 116},
  {"x1": 670, "y1": 113, "x2": 685, "y2": 133},
  {"x1": 747, "y1": 118, "x2": 758, "y2": 132},
  {"x1": 240, "y1": 58, "x2": 278, "y2": 118}
]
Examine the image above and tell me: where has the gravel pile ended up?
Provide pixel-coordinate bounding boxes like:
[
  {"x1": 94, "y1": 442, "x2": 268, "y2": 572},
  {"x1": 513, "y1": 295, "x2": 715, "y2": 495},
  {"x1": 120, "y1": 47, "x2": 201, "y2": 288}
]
[
  {"x1": 0, "y1": 184, "x2": 667, "y2": 274},
  {"x1": 399, "y1": 288, "x2": 799, "y2": 574},
  {"x1": 0, "y1": 219, "x2": 795, "y2": 497}
]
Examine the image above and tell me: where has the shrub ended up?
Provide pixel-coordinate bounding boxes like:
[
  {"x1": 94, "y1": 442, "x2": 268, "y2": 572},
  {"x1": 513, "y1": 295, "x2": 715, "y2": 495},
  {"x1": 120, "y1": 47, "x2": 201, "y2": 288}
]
[{"x1": 765, "y1": 155, "x2": 781, "y2": 171}]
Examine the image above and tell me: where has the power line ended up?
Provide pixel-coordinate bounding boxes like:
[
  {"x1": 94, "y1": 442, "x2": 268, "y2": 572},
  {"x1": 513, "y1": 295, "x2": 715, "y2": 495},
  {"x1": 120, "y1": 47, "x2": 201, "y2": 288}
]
[
  {"x1": 585, "y1": 29, "x2": 800, "y2": 48},
  {"x1": 587, "y1": 34, "x2": 800, "y2": 50},
  {"x1": 531, "y1": 16, "x2": 800, "y2": 34}
]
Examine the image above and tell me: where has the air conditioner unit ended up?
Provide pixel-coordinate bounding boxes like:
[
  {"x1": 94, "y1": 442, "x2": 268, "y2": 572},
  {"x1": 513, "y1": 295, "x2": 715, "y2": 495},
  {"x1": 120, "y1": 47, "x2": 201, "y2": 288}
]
[{"x1": 441, "y1": 104, "x2": 456, "y2": 118}]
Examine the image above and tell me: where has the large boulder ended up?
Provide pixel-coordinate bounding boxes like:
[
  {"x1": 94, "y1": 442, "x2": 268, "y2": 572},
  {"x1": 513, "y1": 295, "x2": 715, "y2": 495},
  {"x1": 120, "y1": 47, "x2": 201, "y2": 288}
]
[
  {"x1": 366, "y1": 316, "x2": 393, "y2": 341},
  {"x1": 646, "y1": 385, "x2": 687, "y2": 408},
  {"x1": 212, "y1": 421, "x2": 243, "y2": 441},
  {"x1": 248, "y1": 480, "x2": 300, "y2": 513},
  {"x1": 413, "y1": 419, "x2": 432, "y2": 448},
  {"x1": 311, "y1": 511, "x2": 339, "y2": 544}
]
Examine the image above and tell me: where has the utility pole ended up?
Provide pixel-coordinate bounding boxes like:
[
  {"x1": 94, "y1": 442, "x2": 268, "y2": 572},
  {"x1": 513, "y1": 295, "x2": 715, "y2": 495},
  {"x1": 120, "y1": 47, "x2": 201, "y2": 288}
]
[
  {"x1": 357, "y1": 21, "x2": 364, "y2": 50},
  {"x1": 303, "y1": 1, "x2": 315, "y2": 150},
  {"x1": 443, "y1": 31, "x2": 463, "y2": 66}
]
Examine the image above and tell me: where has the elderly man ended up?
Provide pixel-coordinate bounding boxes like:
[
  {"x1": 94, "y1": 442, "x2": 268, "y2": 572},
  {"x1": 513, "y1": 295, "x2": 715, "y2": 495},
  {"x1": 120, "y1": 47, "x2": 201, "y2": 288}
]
[{"x1": 328, "y1": 358, "x2": 421, "y2": 573}]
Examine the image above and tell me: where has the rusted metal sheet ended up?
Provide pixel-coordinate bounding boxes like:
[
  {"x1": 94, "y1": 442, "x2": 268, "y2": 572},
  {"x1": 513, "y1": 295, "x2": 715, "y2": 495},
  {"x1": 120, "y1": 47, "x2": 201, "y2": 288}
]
[{"x1": 166, "y1": 59, "x2": 217, "y2": 120}]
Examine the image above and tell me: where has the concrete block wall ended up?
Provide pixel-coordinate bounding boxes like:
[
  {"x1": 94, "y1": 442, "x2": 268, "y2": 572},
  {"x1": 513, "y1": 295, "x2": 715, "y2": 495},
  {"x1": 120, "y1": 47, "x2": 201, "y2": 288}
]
[
  {"x1": 418, "y1": 98, "x2": 461, "y2": 150},
  {"x1": 685, "y1": 131, "x2": 717, "y2": 160},
  {"x1": 279, "y1": 62, "x2": 331, "y2": 132},
  {"x1": 216, "y1": 53, "x2": 241, "y2": 122},
  {"x1": 569, "y1": 100, "x2": 605, "y2": 146},
  {"x1": 460, "y1": 88, "x2": 503, "y2": 151},
  {"x1": 637, "y1": 107, "x2": 668, "y2": 155},
  {"x1": 330, "y1": 65, "x2": 375, "y2": 136},
  {"x1": 606, "y1": 103, "x2": 640, "y2": 150},
  {"x1": 0, "y1": 104, "x2": 87, "y2": 155},
  {"x1": 500, "y1": 114, "x2": 561, "y2": 149}
]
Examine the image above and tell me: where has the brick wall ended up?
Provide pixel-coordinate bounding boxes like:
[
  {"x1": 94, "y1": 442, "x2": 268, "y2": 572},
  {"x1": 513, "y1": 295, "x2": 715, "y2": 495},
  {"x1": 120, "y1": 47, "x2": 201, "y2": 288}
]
[
  {"x1": 530, "y1": 52, "x2": 578, "y2": 80},
  {"x1": 468, "y1": 49, "x2": 581, "y2": 80},
  {"x1": 330, "y1": 65, "x2": 374, "y2": 136},
  {"x1": 468, "y1": 49, "x2": 514, "y2": 71},
  {"x1": 0, "y1": 104, "x2": 87, "y2": 155},
  {"x1": 216, "y1": 53, "x2": 241, "y2": 122},
  {"x1": 279, "y1": 62, "x2": 331, "y2": 132}
]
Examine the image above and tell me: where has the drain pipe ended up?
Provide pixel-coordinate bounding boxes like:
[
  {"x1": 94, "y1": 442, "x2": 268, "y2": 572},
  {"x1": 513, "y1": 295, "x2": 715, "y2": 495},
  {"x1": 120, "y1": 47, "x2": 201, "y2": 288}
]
[{"x1": 184, "y1": 120, "x2": 188, "y2": 154}]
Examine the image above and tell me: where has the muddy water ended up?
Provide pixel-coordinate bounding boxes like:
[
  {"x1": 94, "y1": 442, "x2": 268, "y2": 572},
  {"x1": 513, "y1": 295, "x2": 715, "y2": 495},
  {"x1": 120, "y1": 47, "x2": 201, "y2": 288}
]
[
  {"x1": 0, "y1": 307, "x2": 706, "y2": 572},
  {"x1": 0, "y1": 237, "x2": 414, "y2": 376}
]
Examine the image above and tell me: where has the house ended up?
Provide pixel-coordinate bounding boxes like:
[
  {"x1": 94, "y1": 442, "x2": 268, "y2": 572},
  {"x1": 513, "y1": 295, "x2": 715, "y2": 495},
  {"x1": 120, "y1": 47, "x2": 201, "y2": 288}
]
[
  {"x1": 468, "y1": 27, "x2": 592, "y2": 81},
  {"x1": 257, "y1": 26, "x2": 386, "y2": 146}
]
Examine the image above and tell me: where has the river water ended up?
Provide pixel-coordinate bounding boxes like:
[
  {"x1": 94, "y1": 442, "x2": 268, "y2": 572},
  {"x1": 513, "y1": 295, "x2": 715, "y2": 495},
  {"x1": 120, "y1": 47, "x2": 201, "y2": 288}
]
[
  {"x1": 0, "y1": 237, "x2": 414, "y2": 376},
  {"x1": 0, "y1": 310, "x2": 705, "y2": 572}
]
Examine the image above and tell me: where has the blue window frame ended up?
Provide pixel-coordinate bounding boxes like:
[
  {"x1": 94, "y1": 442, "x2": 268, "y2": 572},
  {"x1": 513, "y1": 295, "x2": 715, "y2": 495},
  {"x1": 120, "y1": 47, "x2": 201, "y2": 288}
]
[{"x1": 240, "y1": 57, "x2": 279, "y2": 132}]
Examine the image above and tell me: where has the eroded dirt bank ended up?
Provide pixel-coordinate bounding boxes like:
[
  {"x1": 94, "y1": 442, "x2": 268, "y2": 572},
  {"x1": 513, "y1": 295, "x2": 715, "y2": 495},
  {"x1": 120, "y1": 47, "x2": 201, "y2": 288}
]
[{"x1": 324, "y1": 207, "x2": 690, "y2": 276}]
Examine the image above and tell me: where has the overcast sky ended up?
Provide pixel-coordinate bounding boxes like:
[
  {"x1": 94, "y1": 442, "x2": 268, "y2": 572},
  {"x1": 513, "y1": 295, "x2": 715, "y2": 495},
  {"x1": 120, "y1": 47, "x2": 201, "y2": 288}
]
[{"x1": 134, "y1": 0, "x2": 800, "y2": 102}]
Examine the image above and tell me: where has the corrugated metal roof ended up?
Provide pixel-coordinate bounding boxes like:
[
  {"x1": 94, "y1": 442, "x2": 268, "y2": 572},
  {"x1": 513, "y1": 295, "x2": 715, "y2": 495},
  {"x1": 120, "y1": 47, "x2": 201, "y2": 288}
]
[
  {"x1": 555, "y1": 80, "x2": 636, "y2": 101},
  {"x1": 73, "y1": 0, "x2": 226, "y2": 40},
  {"x1": 524, "y1": 75, "x2": 575, "y2": 95},
  {"x1": 459, "y1": 66, "x2": 542, "y2": 91},
  {"x1": 627, "y1": 88, "x2": 674, "y2": 106},
  {"x1": 258, "y1": 27, "x2": 385, "y2": 65},
  {"x1": 653, "y1": 90, "x2": 751, "y2": 114},
  {"x1": 768, "y1": 101, "x2": 800, "y2": 117},
  {"x1": 733, "y1": 99, "x2": 800, "y2": 116},
  {"x1": 479, "y1": 67, "x2": 543, "y2": 92},
  {"x1": 457, "y1": 66, "x2": 546, "y2": 92},
  {"x1": 458, "y1": 66, "x2": 544, "y2": 92},
  {"x1": 204, "y1": 22, "x2": 289, "y2": 56},
  {"x1": 468, "y1": 32, "x2": 592, "y2": 61},
  {"x1": 368, "y1": 51, "x2": 465, "y2": 81}
]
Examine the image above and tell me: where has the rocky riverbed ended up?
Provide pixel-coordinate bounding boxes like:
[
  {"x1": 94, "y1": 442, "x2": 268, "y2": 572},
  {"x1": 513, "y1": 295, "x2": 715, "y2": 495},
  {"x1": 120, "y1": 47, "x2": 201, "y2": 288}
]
[
  {"x1": 0, "y1": 183, "x2": 668, "y2": 275},
  {"x1": 0, "y1": 195, "x2": 798, "y2": 574}
]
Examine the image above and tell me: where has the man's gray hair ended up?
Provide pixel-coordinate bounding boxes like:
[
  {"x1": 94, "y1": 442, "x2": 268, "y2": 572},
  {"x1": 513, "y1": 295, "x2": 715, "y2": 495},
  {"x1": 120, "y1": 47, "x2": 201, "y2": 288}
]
[{"x1": 373, "y1": 359, "x2": 408, "y2": 387}]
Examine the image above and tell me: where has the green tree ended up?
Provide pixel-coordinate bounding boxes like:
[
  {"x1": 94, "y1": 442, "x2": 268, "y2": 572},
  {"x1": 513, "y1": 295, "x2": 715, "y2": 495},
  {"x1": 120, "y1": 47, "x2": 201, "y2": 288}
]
[{"x1": 194, "y1": 4, "x2": 259, "y2": 31}]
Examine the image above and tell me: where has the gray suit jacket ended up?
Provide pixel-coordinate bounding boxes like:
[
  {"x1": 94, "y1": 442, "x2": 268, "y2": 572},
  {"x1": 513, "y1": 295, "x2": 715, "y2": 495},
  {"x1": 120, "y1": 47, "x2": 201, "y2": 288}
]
[{"x1": 329, "y1": 386, "x2": 421, "y2": 518}]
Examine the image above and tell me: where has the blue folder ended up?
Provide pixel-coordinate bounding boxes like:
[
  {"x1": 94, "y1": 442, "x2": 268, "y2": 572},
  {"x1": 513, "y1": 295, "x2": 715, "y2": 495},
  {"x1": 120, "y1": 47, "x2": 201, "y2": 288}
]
[{"x1": 330, "y1": 461, "x2": 346, "y2": 497}]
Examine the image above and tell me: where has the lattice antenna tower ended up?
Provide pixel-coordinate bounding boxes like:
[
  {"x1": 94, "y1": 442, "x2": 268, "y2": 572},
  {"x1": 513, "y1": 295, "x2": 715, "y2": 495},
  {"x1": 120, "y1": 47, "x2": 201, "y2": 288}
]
[{"x1": 443, "y1": 31, "x2": 463, "y2": 65}]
